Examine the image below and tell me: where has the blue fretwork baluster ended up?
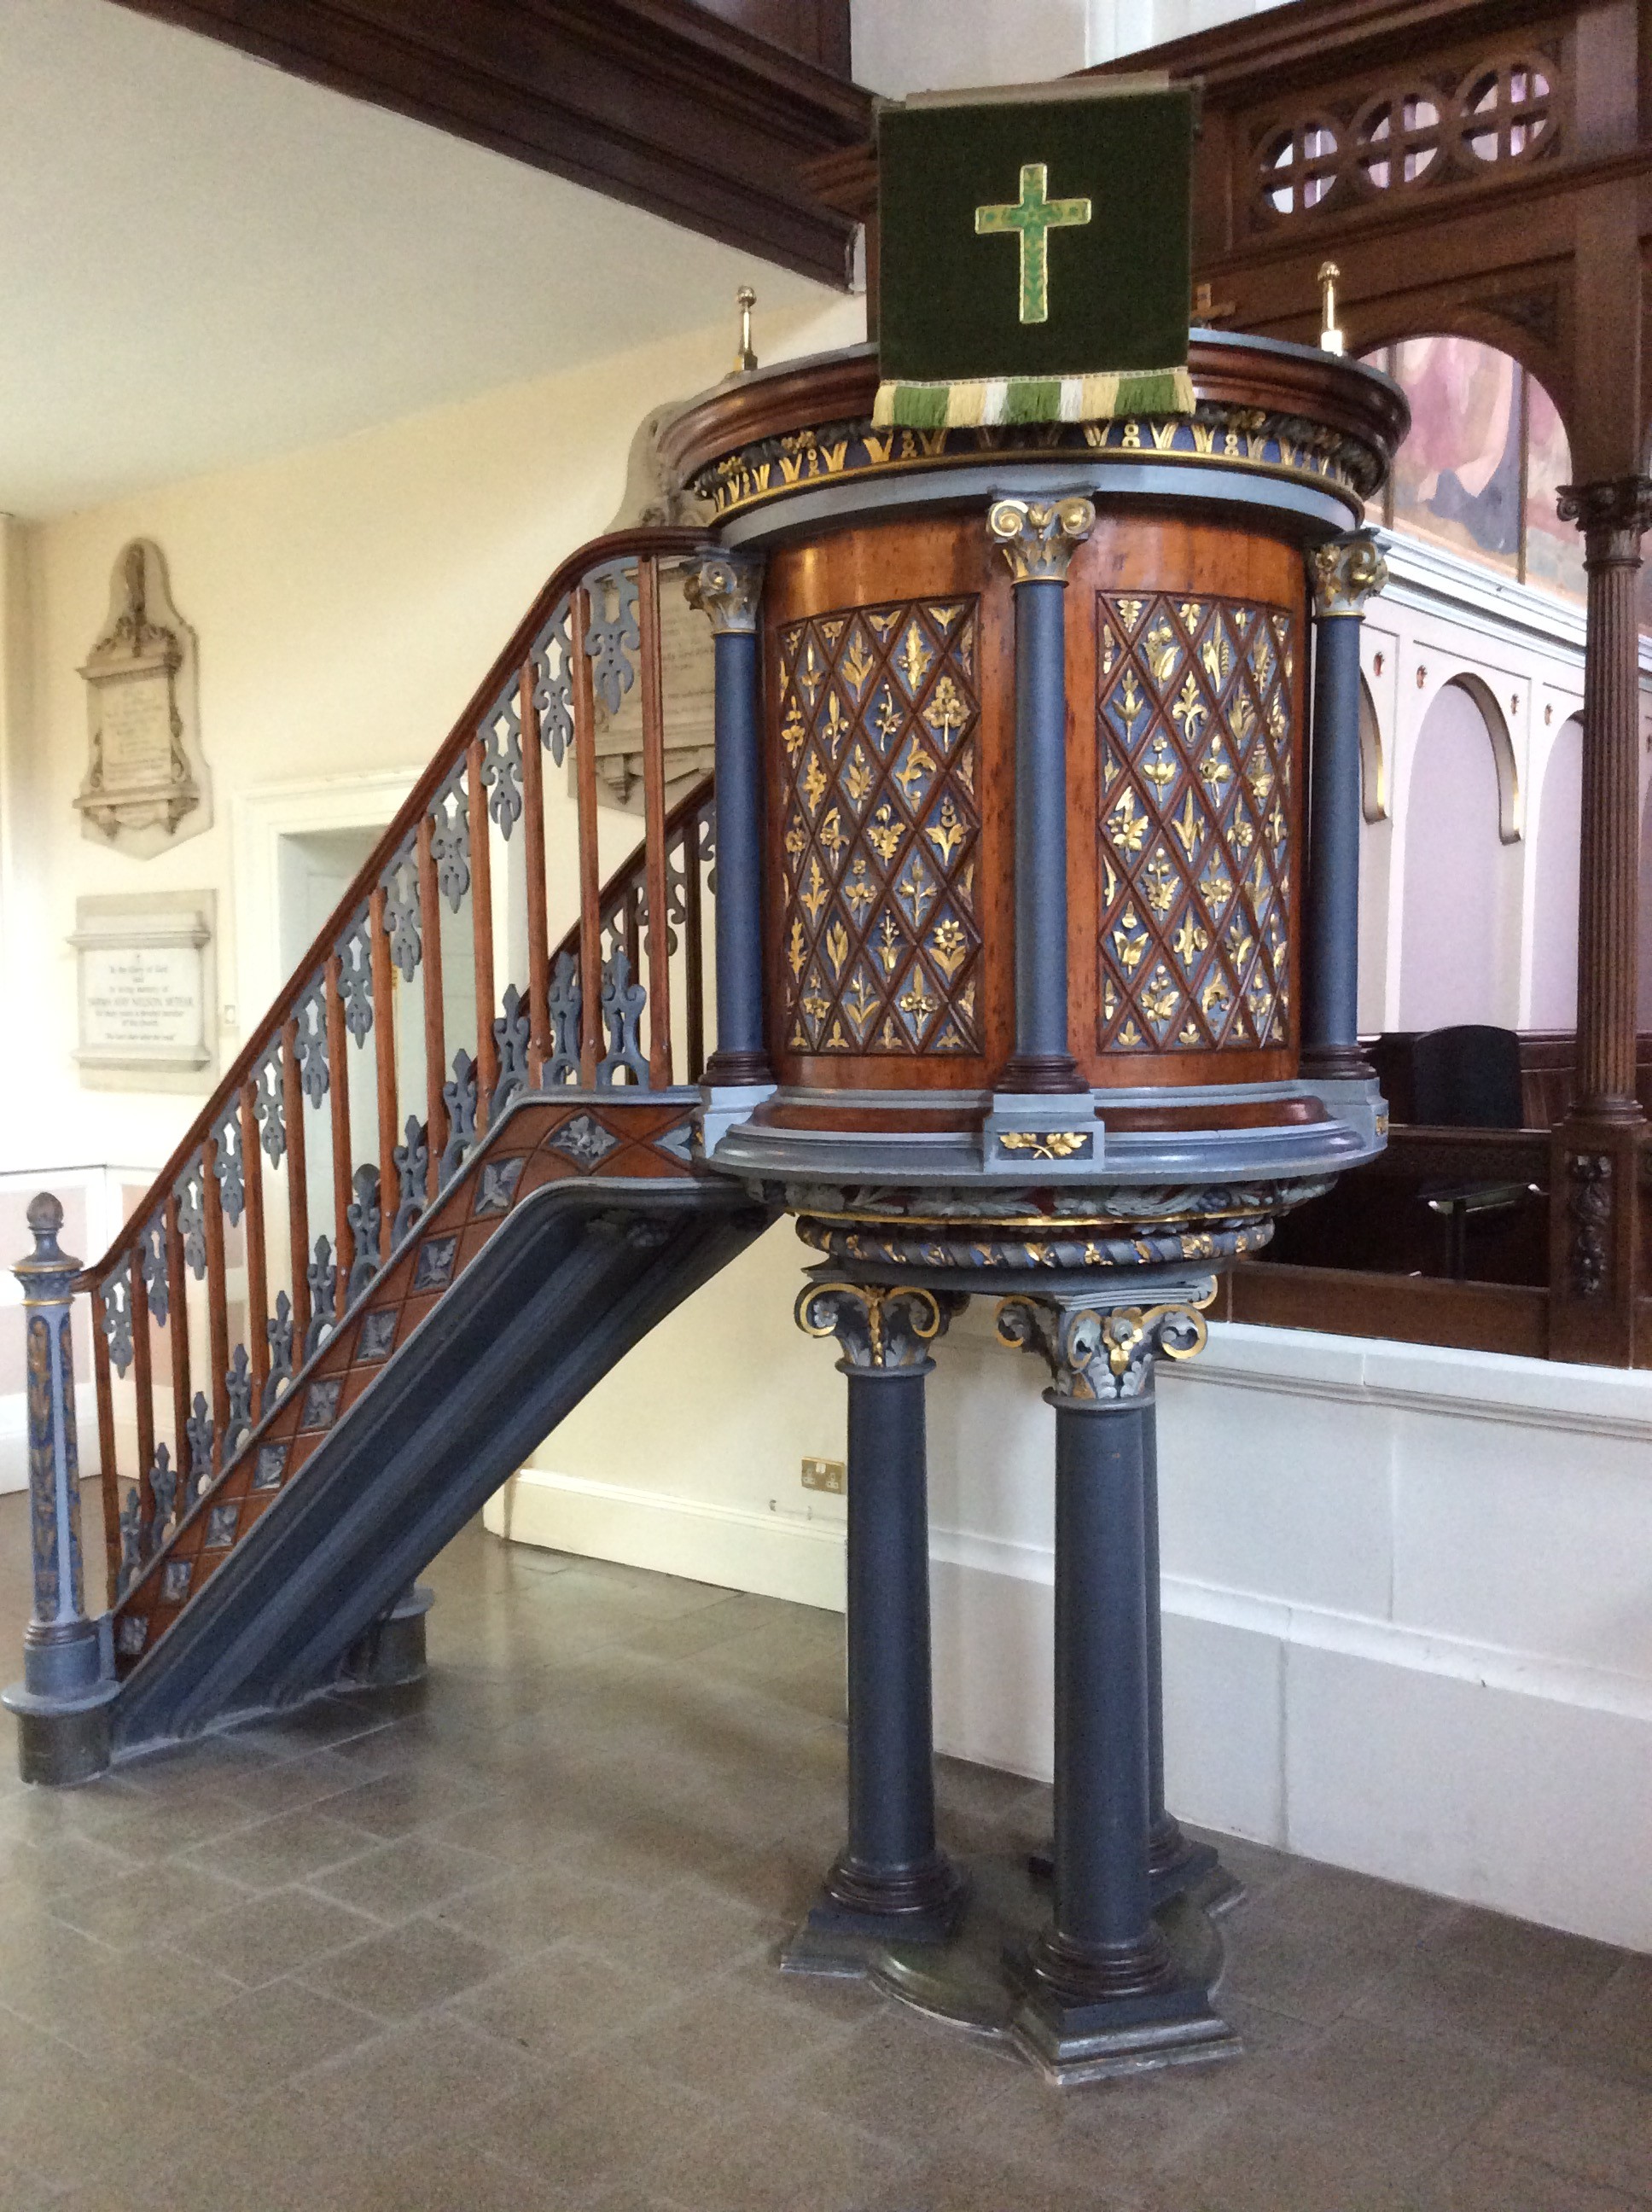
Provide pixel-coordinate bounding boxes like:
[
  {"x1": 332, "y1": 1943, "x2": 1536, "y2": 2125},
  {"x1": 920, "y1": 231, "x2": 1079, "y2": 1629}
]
[
  {"x1": 293, "y1": 981, "x2": 329, "y2": 1108},
  {"x1": 212, "y1": 1107, "x2": 245, "y2": 1229},
  {"x1": 263, "y1": 1291, "x2": 294, "y2": 1415},
  {"x1": 382, "y1": 843, "x2": 422, "y2": 981},
  {"x1": 584, "y1": 559, "x2": 641, "y2": 715},
  {"x1": 224, "y1": 1345, "x2": 253, "y2": 1461},
  {"x1": 596, "y1": 945, "x2": 649, "y2": 1086},
  {"x1": 139, "y1": 1213, "x2": 169, "y2": 1326},
  {"x1": 483, "y1": 702, "x2": 523, "y2": 839},
  {"x1": 545, "y1": 952, "x2": 582, "y2": 1086},
  {"x1": 116, "y1": 1488, "x2": 143, "y2": 1600},
  {"x1": 492, "y1": 986, "x2": 530, "y2": 1121},
  {"x1": 185, "y1": 1394, "x2": 214, "y2": 1507},
  {"x1": 346, "y1": 1167, "x2": 381, "y2": 1303},
  {"x1": 430, "y1": 771, "x2": 469, "y2": 913},
  {"x1": 305, "y1": 1238, "x2": 337, "y2": 1358},
  {"x1": 147, "y1": 1442, "x2": 176, "y2": 1557},
  {"x1": 392, "y1": 1118, "x2": 428, "y2": 1243},
  {"x1": 439, "y1": 1052, "x2": 478, "y2": 1183},
  {"x1": 253, "y1": 1048, "x2": 286, "y2": 1166},
  {"x1": 339, "y1": 914, "x2": 374, "y2": 1045},
  {"x1": 532, "y1": 596, "x2": 575, "y2": 765},
  {"x1": 3, "y1": 1195, "x2": 115, "y2": 1782},
  {"x1": 102, "y1": 1264, "x2": 135, "y2": 1376},
  {"x1": 176, "y1": 1165, "x2": 206, "y2": 1281}
]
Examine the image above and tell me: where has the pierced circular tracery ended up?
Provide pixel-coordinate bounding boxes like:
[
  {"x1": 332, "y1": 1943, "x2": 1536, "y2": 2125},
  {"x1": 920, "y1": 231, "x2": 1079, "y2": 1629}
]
[
  {"x1": 1352, "y1": 89, "x2": 1443, "y2": 191},
  {"x1": 1260, "y1": 118, "x2": 1342, "y2": 215},
  {"x1": 1456, "y1": 57, "x2": 1554, "y2": 166}
]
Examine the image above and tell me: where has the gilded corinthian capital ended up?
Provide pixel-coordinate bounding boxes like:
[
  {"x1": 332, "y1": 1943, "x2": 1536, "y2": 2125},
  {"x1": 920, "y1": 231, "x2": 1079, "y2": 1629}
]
[
  {"x1": 994, "y1": 1284, "x2": 1213, "y2": 1402},
  {"x1": 795, "y1": 1280, "x2": 965, "y2": 1371},
  {"x1": 1309, "y1": 528, "x2": 1388, "y2": 619},
  {"x1": 986, "y1": 495, "x2": 1096, "y2": 583},
  {"x1": 683, "y1": 549, "x2": 764, "y2": 635}
]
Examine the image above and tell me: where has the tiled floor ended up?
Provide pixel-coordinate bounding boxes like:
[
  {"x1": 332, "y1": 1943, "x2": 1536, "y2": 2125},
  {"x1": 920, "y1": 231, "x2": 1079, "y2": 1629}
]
[{"x1": 0, "y1": 1490, "x2": 1645, "y2": 2211}]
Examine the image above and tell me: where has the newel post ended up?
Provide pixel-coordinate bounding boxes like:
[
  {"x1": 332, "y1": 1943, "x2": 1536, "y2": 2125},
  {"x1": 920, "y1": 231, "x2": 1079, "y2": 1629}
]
[
  {"x1": 1548, "y1": 478, "x2": 1652, "y2": 1365},
  {"x1": 684, "y1": 549, "x2": 772, "y2": 1142},
  {"x1": 1302, "y1": 528, "x2": 1387, "y2": 1084},
  {"x1": 3, "y1": 1195, "x2": 116, "y2": 1784}
]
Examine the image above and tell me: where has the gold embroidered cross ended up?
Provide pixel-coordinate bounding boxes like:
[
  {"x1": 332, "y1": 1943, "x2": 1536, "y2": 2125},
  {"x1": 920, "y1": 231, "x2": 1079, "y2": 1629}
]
[{"x1": 974, "y1": 162, "x2": 1091, "y2": 324}]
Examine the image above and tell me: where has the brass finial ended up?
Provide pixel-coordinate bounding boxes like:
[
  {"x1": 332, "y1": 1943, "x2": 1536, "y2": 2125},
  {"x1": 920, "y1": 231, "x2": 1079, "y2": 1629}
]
[
  {"x1": 1318, "y1": 260, "x2": 1345, "y2": 356},
  {"x1": 733, "y1": 286, "x2": 757, "y2": 375}
]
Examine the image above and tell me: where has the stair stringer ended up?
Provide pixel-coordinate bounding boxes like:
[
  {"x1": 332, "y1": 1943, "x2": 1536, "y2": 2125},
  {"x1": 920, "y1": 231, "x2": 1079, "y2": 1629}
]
[{"x1": 110, "y1": 1148, "x2": 770, "y2": 1752}]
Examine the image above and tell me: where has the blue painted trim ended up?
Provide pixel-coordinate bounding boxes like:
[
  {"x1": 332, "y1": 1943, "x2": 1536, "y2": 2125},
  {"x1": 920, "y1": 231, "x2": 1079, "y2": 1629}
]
[
  {"x1": 712, "y1": 629, "x2": 766, "y2": 1066},
  {"x1": 1303, "y1": 613, "x2": 1364, "y2": 1054},
  {"x1": 1015, "y1": 578, "x2": 1071, "y2": 1067}
]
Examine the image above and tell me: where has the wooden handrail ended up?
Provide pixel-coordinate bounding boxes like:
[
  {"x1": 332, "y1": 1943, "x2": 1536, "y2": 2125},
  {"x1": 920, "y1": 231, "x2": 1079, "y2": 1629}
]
[{"x1": 79, "y1": 522, "x2": 711, "y2": 1288}]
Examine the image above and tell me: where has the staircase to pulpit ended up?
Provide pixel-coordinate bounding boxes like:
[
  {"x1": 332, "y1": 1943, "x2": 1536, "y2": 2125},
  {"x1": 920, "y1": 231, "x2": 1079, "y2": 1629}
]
[{"x1": 26, "y1": 525, "x2": 769, "y2": 1767}]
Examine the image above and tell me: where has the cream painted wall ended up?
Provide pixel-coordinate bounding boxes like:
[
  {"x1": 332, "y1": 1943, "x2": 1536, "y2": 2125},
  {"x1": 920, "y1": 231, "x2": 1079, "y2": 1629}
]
[{"x1": 2, "y1": 290, "x2": 863, "y2": 1180}]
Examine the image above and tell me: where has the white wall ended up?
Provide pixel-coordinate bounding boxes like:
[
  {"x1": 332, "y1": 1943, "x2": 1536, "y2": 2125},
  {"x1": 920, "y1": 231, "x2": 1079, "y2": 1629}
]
[
  {"x1": 849, "y1": 0, "x2": 1292, "y2": 92},
  {"x1": 0, "y1": 291, "x2": 862, "y2": 1185}
]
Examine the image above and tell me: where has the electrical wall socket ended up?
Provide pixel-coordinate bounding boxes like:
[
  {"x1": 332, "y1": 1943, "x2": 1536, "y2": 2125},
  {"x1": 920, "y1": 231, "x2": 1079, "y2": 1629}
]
[{"x1": 800, "y1": 1457, "x2": 846, "y2": 1495}]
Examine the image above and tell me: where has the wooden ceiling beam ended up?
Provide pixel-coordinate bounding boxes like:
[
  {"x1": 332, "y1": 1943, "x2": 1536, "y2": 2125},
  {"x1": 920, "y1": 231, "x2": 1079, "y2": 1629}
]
[{"x1": 106, "y1": 0, "x2": 870, "y2": 289}]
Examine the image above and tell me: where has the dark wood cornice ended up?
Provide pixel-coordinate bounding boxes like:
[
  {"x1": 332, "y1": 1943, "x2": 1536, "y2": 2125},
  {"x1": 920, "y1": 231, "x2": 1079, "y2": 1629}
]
[{"x1": 106, "y1": 0, "x2": 871, "y2": 288}]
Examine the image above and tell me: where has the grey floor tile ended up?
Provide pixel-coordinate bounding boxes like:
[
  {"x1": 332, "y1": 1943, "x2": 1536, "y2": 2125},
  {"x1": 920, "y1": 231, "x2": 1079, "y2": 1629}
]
[
  {"x1": 166, "y1": 1881, "x2": 383, "y2": 1984},
  {"x1": 306, "y1": 1831, "x2": 506, "y2": 1920},
  {"x1": 279, "y1": 2010, "x2": 546, "y2": 2152},
  {"x1": 450, "y1": 1938, "x2": 672, "y2": 2064},
  {"x1": 295, "y1": 1912, "x2": 505, "y2": 2017},
  {"x1": 1552, "y1": 1954, "x2": 1652, "y2": 2091},
  {"x1": 1415, "y1": 2139, "x2": 1652, "y2": 2211},
  {"x1": 1473, "y1": 2058, "x2": 1652, "y2": 2199},
  {"x1": 183, "y1": 1803, "x2": 381, "y2": 1889}
]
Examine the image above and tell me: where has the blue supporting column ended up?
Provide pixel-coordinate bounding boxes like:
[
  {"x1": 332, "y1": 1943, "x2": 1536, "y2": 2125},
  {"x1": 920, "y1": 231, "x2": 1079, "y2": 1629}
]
[
  {"x1": 987, "y1": 495, "x2": 1094, "y2": 1099},
  {"x1": 3, "y1": 1195, "x2": 116, "y2": 1784},
  {"x1": 1302, "y1": 529, "x2": 1387, "y2": 1081},
  {"x1": 684, "y1": 550, "x2": 771, "y2": 1097},
  {"x1": 996, "y1": 1286, "x2": 1237, "y2": 2079},
  {"x1": 788, "y1": 1279, "x2": 966, "y2": 1950}
]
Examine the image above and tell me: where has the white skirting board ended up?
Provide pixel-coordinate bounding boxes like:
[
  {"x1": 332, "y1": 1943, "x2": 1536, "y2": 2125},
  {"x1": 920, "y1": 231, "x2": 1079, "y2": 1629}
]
[{"x1": 491, "y1": 1318, "x2": 1652, "y2": 1954}]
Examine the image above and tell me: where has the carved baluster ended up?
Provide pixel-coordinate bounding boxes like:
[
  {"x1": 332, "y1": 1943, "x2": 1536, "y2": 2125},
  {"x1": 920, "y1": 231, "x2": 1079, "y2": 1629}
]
[
  {"x1": 304, "y1": 1237, "x2": 337, "y2": 1359},
  {"x1": 545, "y1": 953, "x2": 582, "y2": 1086},
  {"x1": 520, "y1": 660, "x2": 552, "y2": 1086},
  {"x1": 185, "y1": 1394, "x2": 214, "y2": 1509},
  {"x1": 163, "y1": 1190, "x2": 190, "y2": 1516},
  {"x1": 262, "y1": 1290, "x2": 294, "y2": 1417},
  {"x1": 324, "y1": 949, "x2": 353, "y2": 1289},
  {"x1": 416, "y1": 812, "x2": 448, "y2": 1195},
  {"x1": 202, "y1": 1132, "x2": 231, "y2": 1472},
  {"x1": 393, "y1": 1117, "x2": 428, "y2": 1243},
  {"x1": 239, "y1": 1075, "x2": 270, "y2": 1414},
  {"x1": 223, "y1": 1346, "x2": 253, "y2": 1462},
  {"x1": 91, "y1": 1276, "x2": 121, "y2": 1604},
  {"x1": 468, "y1": 736, "x2": 500, "y2": 1126},
  {"x1": 491, "y1": 986, "x2": 530, "y2": 1122},
  {"x1": 572, "y1": 582, "x2": 603, "y2": 1084},
  {"x1": 281, "y1": 1016, "x2": 312, "y2": 1348},
  {"x1": 346, "y1": 1166, "x2": 382, "y2": 1302},
  {"x1": 439, "y1": 1051, "x2": 479, "y2": 1183},
  {"x1": 369, "y1": 886, "x2": 400, "y2": 1264},
  {"x1": 638, "y1": 555, "x2": 673, "y2": 1086},
  {"x1": 146, "y1": 1441, "x2": 176, "y2": 1558},
  {"x1": 131, "y1": 1245, "x2": 155, "y2": 1538}
]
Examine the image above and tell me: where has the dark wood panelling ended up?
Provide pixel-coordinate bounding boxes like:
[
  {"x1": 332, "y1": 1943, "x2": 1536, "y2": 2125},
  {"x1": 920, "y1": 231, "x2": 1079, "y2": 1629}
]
[
  {"x1": 110, "y1": 0, "x2": 870, "y2": 288},
  {"x1": 1226, "y1": 1260, "x2": 1550, "y2": 1358},
  {"x1": 689, "y1": 0, "x2": 851, "y2": 77}
]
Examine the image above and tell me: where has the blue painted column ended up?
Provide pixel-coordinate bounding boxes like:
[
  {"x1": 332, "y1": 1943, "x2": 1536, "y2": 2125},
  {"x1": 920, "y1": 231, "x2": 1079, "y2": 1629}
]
[
  {"x1": 996, "y1": 1287, "x2": 1234, "y2": 2069},
  {"x1": 1302, "y1": 529, "x2": 1387, "y2": 1080},
  {"x1": 3, "y1": 1194, "x2": 116, "y2": 1784},
  {"x1": 685, "y1": 550, "x2": 771, "y2": 1089},
  {"x1": 790, "y1": 1279, "x2": 966, "y2": 1946},
  {"x1": 988, "y1": 496, "x2": 1095, "y2": 1096}
]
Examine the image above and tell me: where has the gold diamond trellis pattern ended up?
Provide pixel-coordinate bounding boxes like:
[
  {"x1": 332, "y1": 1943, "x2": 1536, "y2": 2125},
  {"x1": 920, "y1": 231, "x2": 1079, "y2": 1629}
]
[
  {"x1": 1096, "y1": 592, "x2": 1296, "y2": 1055},
  {"x1": 778, "y1": 597, "x2": 982, "y2": 1056}
]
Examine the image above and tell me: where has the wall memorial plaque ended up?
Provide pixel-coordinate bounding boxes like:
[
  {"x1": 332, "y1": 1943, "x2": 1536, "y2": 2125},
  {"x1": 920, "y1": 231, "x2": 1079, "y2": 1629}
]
[
  {"x1": 75, "y1": 540, "x2": 210, "y2": 858},
  {"x1": 71, "y1": 893, "x2": 217, "y2": 1093}
]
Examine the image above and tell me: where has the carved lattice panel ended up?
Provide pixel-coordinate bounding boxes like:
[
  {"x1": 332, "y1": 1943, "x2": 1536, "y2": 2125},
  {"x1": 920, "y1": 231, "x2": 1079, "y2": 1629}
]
[
  {"x1": 777, "y1": 598, "x2": 981, "y2": 1056},
  {"x1": 1096, "y1": 593, "x2": 1295, "y2": 1056}
]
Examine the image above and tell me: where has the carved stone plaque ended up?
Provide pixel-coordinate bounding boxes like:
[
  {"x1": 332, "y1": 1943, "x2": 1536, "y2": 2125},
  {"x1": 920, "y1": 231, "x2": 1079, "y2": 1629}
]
[
  {"x1": 71, "y1": 893, "x2": 217, "y2": 1093},
  {"x1": 75, "y1": 541, "x2": 210, "y2": 858},
  {"x1": 591, "y1": 579, "x2": 716, "y2": 813}
]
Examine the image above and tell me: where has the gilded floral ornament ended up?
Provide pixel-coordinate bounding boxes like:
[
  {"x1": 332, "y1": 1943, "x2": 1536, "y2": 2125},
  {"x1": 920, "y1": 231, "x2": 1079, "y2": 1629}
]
[
  {"x1": 1309, "y1": 528, "x2": 1389, "y2": 618},
  {"x1": 796, "y1": 1280, "x2": 966, "y2": 1371},
  {"x1": 683, "y1": 549, "x2": 764, "y2": 635},
  {"x1": 986, "y1": 495, "x2": 1096, "y2": 583},
  {"x1": 994, "y1": 1285, "x2": 1215, "y2": 1401}
]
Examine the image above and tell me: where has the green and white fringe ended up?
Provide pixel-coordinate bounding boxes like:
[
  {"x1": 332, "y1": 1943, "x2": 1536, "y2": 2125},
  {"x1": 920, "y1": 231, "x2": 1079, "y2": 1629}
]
[{"x1": 871, "y1": 365, "x2": 1195, "y2": 431}]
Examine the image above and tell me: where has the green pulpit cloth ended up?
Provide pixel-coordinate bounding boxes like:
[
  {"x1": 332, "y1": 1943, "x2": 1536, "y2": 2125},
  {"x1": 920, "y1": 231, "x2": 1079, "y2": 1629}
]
[{"x1": 875, "y1": 81, "x2": 1195, "y2": 430}]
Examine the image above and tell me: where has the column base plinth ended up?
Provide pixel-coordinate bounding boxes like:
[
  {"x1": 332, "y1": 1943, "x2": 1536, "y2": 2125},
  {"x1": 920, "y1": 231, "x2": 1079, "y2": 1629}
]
[
  {"x1": 782, "y1": 1853, "x2": 1237, "y2": 2087},
  {"x1": 786, "y1": 1848, "x2": 969, "y2": 1958},
  {"x1": 340, "y1": 1584, "x2": 433, "y2": 1690},
  {"x1": 3, "y1": 1674, "x2": 119, "y2": 1786}
]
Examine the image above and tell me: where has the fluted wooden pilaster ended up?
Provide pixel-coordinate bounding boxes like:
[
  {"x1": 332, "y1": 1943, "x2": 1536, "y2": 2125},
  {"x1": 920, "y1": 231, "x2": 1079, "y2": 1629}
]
[{"x1": 1558, "y1": 478, "x2": 1652, "y2": 1120}]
